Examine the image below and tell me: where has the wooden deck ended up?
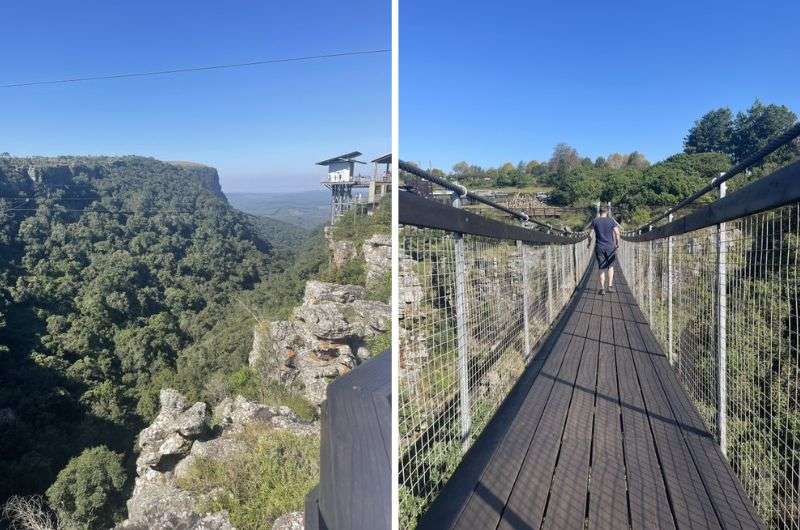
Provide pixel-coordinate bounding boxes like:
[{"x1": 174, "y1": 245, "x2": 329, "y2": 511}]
[{"x1": 418, "y1": 264, "x2": 763, "y2": 530}]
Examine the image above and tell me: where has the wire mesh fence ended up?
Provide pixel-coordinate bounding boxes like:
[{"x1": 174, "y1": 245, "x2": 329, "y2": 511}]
[
  {"x1": 619, "y1": 204, "x2": 800, "y2": 530},
  {"x1": 398, "y1": 224, "x2": 590, "y2": 528}
]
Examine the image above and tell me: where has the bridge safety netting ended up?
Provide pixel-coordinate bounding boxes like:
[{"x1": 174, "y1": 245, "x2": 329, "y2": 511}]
[
  {"x1": 398, "y1": 223, "x2": 590, "y2": 527},
  {"x1": 619, "y1": 185, "x2": 800, "y2": 530}
]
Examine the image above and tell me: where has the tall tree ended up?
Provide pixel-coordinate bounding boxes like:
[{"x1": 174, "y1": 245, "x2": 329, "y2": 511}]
[
  {"x1": 684, "y1": 107, "x2": 734, "y2": 155},
  {"x1": 730, "y1": 100, "x2": 797, "y2": 162},
  {"x1": 548, "y1": 143, "x2": 580, "y2": 176},
  {"x1": 626, "y1": 151, "x2": 650, "y2": 169}
]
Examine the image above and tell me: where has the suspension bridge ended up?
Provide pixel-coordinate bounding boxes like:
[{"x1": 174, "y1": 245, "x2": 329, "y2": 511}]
[{"x1": 398, "y1": 124, "x2": 800, "y2": 530}]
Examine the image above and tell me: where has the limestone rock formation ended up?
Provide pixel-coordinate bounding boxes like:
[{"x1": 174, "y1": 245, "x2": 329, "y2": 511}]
[
  {"x1": 363, "y1": 233, "x2": 391, "y2": 284},
  {"x1": 324, "y1": 226, "x2": 357, "y2": 267},
  {"x1": 249, "y1": 280, "x2": 390, "y2": 406},
  {"x1": 272, "y1": 511, "x2": 304, "y2": 530},
  {"x1": 117, "y1": 390, "x2": 316, "y2": 530}
]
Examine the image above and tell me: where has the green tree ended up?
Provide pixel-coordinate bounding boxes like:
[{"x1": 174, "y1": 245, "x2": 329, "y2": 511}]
[
  {"x1": 46, "y1": 446, "x2": 127, "y2": 529},
  {"x1": 730, "y1": 100, "x2": 797, "y2": 162},
  {"x1": 684, "y1": 107, "x2": 734, "y2": 155},
  {"x1": 547, "y1": 143, "x2": 580, "y2": 177}
]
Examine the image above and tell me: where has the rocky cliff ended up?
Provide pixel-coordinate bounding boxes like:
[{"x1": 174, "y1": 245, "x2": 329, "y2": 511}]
[
  {"x1": 116, "y1": 390, "x2": 316, "y2": 530},
  {"x1": 249, "y1": 280, "x2": 390, "y2": 407},
  {"x1": 0, "y1": 156, "x2": 226, "y2": 200}
]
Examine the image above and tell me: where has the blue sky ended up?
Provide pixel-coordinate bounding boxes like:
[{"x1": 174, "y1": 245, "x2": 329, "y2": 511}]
[
  {"x1": 401, "y1": 0, "x2": 800, "y2": 171},
  {"x1": 0, "y1": 1, "x2": 389, "y2": 192}
]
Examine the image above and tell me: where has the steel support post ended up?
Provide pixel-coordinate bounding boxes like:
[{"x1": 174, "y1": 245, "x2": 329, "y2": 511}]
[
  {"x1": 667, "y1": 213, "x2": 674, "y2": 365},
  {"x1": 452, "y1": 196, "x2": 471, "y2": 449},
  {"x1": 546, "y1": 246, "x2": 554, "y2": 321},
  {"x1": 572, "y1": 243, "x2": 578, "y2": 288},
  {"x1": 716, "y1": 180, "x2": 728, "y2": 455},
  {"x1": 518, "y1": 241, "x2": 531, "y2": 361},
  {"x1": 648, "y1": 226, "x2": 654, "y2": 323}
]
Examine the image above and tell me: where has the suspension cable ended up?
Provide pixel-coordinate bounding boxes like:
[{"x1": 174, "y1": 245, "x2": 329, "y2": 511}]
[
  {"x1": 399, "y1": 160, "x2": 584, "y2": 236},
  {"x1": 629, "y1": 121, "x2": 800, "y2": 234}
]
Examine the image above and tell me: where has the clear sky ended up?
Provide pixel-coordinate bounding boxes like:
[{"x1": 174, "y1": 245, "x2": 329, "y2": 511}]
[
  {"x1": 401, "y1": 0, "x2": 800, "y2": 171},
  {"x1": 0, "y1": 1, "x2": 390, "y2": 193}
]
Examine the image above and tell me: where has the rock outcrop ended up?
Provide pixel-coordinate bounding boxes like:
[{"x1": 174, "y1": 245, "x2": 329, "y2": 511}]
[
  {"x1": 323, "y1": 228, "x2": 391, "y2": 286},
  {"x1": 249, "y1": 280, "x2": 390, "y2": 407},
  {"x1": 117, "y1": 390, "x2": 316, "y2": 530},
  {"x1": 324, "y1": 226, "x2": 358, "y2": 267},
  {"x1": 363, "y1": 233, "x2": 391, "y2": 284},
  {"x1": 272, "y1": 512, "x2": 304, "y2": 530}
]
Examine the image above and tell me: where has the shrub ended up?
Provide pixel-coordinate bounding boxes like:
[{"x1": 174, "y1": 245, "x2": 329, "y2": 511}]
[
  {"x1": 45, "y1": 447, "x2": 127, "y2": 530},
  {"x1": 2, "y1": 495, "x2": 59, "y2": 530},
  {"x1": 176, "y1": 425, "x2": 319, "y2": 530}
]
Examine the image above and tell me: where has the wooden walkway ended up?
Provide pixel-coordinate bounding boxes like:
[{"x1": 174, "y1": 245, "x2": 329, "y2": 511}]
[{"x1": 418, "y1": 264, "x2": 763, "y2": 530}]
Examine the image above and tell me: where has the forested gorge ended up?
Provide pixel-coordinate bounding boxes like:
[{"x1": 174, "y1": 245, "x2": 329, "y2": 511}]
[{"x1": 0, "y1": 156, "x2": 332, "y2": 525}]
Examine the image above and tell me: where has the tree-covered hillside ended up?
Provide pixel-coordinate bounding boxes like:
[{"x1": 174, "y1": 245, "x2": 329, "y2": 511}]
[
  {"x1": 421, "y1": 100, "x2": 799, "y2": 228},
  {"x1": 0, "y1": 156, "x2": 330, "y2": 523}
]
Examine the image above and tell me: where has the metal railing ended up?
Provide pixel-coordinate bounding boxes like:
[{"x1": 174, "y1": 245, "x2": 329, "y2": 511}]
[
  {"x1": 618, "y1": 158, "x2": 800, "y2": 529},
  {"x1": 397, "y1": 163, "x2": 590, "y2": 528}
]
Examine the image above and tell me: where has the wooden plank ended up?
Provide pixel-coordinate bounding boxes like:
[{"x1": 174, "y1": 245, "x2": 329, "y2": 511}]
[
  {"x1": 448, "y1": 318, "x2": 581, "y2": 529},
  {"x1": 636, "y1": 323, "x2": 764, "y2": 529},
  {"x1": 588, "y1": 333, "x2": 629, "y2": 530},
  {"x1": 497, "y1": 336, "x2": 587, "y2": 530},
  {"x1": 625, "y1": 320, "x2": 722, "y2": 529},
  {"x1": 542, "y1": 335, "x2": 599, "y2": 529},
  {"x1": 616, "y1": 345, "x2": 676, "y2": 530}
]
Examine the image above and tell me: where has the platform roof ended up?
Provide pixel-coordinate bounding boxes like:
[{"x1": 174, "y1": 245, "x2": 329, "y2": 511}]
[{"x1": 317, "y1": 151, "x2": 364, "y2": 165}]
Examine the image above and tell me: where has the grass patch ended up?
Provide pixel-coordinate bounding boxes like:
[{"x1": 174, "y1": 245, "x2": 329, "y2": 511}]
[
  {"x1": 226, "y1": 367, "x2": 317, "y2": 422},
  {"x1": 365, "y1": 332, "x2": 391, "y2": 356},
  {"x1": 367, "y1": 271, "x2": 391, "y2": 302},
  {"x1": 177, "y1": 425, "x2": 319, "y2": 530}
]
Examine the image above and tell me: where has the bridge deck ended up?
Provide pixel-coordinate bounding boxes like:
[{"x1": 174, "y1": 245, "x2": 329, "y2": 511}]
[{"x1": 418, "y1": 264, "x2": 763, "y2": 530}]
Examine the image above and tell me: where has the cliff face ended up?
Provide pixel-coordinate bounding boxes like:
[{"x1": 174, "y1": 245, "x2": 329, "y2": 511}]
[
  {"x1": 249, "y1": 280, "x2": 390, "y2": 407},
  {"x1": 0, "y1": 156, "x2": 226, "y2": 200}
]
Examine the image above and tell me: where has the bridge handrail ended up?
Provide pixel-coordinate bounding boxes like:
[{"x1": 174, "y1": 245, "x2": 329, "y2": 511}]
[
  {"x1": 305, "y1": 350, "x2": 390, "y2": 530},
  {"x1": 627, "y1": 121, "x2": 800, "y2": 235},
  {"x1": 399, "y1": 160, "x2": 586, "y2": 236},
  {"x1": 400, "y1": 191, "x2": 587, "y2": 244}
]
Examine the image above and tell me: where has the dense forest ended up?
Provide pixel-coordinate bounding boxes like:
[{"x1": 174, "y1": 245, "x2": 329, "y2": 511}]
[
  {"x1": 0, "y1": 156, "x2": 339, "y2": 527},
  {"x1": 425, "y1": 100, "x2": 799, "y2": 227}
]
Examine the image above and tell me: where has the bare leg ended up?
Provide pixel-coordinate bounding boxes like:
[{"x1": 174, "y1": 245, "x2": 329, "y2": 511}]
[
  {"x1": 607, "y1": 266, "x2": 615, "y2": 287},
  {"x1": 599, "y1": 270, "x2": 606, "y2": 290}
]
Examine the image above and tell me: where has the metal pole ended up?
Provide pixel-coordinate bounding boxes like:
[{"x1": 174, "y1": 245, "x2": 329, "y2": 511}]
[
  {"x1": 572, "y1": 243, "x2": 578, "y2": 288},
  {"x1": 667, "y1": 213, "x2": 674, "y2": 365},
  {"x1": 452, "y1": 195, "x2": 471, "y2": 449},
  {"x1": 716, "y1": 179, "x2": 728, "y2": 455},
  {"x1": 648, "y1": 225, "x2": 653, "y2": 323},
  {"x1": 546, "y1": 246, "x2": 554, "y2": 321},
  {"x1": 518, "y1": 240, "x2": 531, "y2": 361}
]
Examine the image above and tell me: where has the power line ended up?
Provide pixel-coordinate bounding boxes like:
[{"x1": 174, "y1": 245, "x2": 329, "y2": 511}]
[{"x1": 0, "y1": 49, "x2": 390, "y2": 88}]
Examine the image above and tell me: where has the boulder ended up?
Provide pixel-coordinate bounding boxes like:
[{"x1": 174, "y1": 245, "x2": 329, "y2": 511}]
[
  {"x1": 115, "y1": 510, "x2": 235, "y2": 530},
  {"x1": 136, "y1": 390, "x2": 209, "y2": 474},
  {"x1": 303, "y1": 280, "x2": 366, "y2": 304},
  {"x1": 272, "y1": 511, "x2": 304, "y2": 530}
]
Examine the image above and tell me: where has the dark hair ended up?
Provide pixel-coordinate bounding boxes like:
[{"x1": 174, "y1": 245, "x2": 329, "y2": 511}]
[{"x1": 599, "y1": 206, "x2": 609, "y2": 214}]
